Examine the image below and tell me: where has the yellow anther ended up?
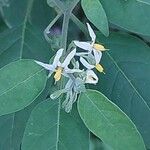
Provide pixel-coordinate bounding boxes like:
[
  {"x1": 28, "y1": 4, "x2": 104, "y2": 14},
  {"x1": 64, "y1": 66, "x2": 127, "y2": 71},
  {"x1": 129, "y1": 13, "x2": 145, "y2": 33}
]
[
  {"x1": 93, "y1": 43, "x2": 106, "y2": 51},
  {"x1": 54, "y1": 67, "x2": 63, "y2": 82},
  {"x1": 95, "y1": 64, "x2": 105, "y2": 73}
]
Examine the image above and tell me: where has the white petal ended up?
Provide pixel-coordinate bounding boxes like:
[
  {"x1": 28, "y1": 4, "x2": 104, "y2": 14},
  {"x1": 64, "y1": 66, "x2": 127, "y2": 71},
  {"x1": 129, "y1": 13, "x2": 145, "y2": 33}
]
[
  {"x1": 75, "y1": 61, "x2": 80, "y2": 69},
  {"x1": 87, "y1": 23, "x2": 96, "y2": 43},
  {"x1": 86, "y1": 70, "x2": 98, "y2": 84},
  {"x1": 76, "y1": 52, "x2": 90, "y2": 56},
  {"x1": 35, "y1": 61, "x2": 54, "y2": 71},
  {"x1": 48, "y1": 71, "x2": 53, "y2": 78},
  {"x1": 93, "y1": 49, "x2": 102, "y2": 64},
  {"x1": 65, "y1": 79, "x2": 73, "y2": 89},
  {"x1": 65, "y1": 68, "x2": 83, "y2": 74},
  {"x1": 80, "y1": 57, "x2": 94, "y2": 70},
  {"x1": 61, "y1": 48, "x2": 76, "y2": 67},
  {"x1": 74, "y1": 41, "x2": 92, "y2": 51},
  {"x1": 53, "y1": 48, "x2": 64, "y2": 67}
]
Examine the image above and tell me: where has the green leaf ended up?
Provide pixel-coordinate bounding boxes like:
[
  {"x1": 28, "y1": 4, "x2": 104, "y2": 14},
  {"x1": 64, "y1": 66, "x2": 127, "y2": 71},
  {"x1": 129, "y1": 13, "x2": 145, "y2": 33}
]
[
  {"x1": 81, "y1": 0, "x2": 109, "y2": 36},
  {"x1": 0, "y1": 23, "x2": 51, "y2": 68},
  {"x1": 28, "y1": 0, "x2": 56, "y2": 31},
  {"x1": 100, "y1": 0, "x2": 150, "y2": 36},
  {"x1": 0, "y1": 59, "x2": 47, "y2": 116},
  {"x1": 0, "y1": 78, "x2": 52, "y2": 150},
  {"x1": 78, "y1": 89, "x2": 146, "y2": 150},
  {"x1": 0, "y1": 15, "x2": 8, "y2": 33},
  {"x1": 0, "y1": 0, "x2": 53, "y2": 68},
  {"x1": 90, "y1": 134, "x2": 113, "y2": 150},
  {"x1": 96, "y1": 32, "x2": 150, "y2": 148},
  {"x1": 0, "y1": 114, "x2": 14, "y2": 150},
  {"x1": 1, "y1": 0, "x2": 33, "y2": 27},
  {"x1": 22, "y1": 99, "x2": 89, "y2": 150}
]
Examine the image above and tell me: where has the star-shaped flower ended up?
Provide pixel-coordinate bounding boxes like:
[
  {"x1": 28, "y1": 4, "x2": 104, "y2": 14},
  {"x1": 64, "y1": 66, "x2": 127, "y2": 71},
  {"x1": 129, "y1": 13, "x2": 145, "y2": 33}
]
[
  {"x1": 35, "y1": 48, "x2": 82, "y2": 82},
  {"x1": 74, "y1": 23, "x2": 107, "y2": 60}
]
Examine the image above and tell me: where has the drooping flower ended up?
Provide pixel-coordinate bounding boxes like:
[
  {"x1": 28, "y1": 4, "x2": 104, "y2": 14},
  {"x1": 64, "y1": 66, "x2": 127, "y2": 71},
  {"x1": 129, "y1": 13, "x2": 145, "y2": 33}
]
[
  {"x1": 35, "y1": 48, "x2": 81, "y2": 82},
  {"x1": 50, "y1": 76, "x2": 86, "y2": 113},
  {"x1": 85, "y1": 70, "x2": 98, "y2": 84},
  {"x1": 74, "y1": 23, "x2": 107, "y2": 60},
  {"x1": 80, "y1": 56, "x2": 104, "y2": 73}
]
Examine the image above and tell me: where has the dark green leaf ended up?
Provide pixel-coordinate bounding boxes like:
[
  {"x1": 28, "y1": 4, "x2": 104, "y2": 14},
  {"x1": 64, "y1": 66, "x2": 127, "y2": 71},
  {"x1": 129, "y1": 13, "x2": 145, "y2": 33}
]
[
  {"x1": 0, "y1": 0, "x2": 53, "y2": 68},
  {"x1": 1, "y1": 0, "x2": 32, "y2": 27},
  {"x1": 0, "y1": 23, "x2": 51, "y2": 68},
  {"x1": 29, "y1": 0, "x2": 56, "y2": 31},
  {"x1": 78, "y1": 89, "x2": 146, "y2": 150},
  {"x1": 0, "y1": 114, "x2": 14, "y2": 150},
  {"x1": 22, "y1": 99, "x2": 89, "y2": 150},
  {"x1": 81, "y1": 0, "x2": 109, "y2": 36},
  {"x1": 96, "y1": 32, "x2": 150, "y2": 148},
  {"x1": 100, "y1": 0, "x2": 150, "y2": 36},
  {"x1": 0, "y1": 59, "x2": 47, "y2": 116}
]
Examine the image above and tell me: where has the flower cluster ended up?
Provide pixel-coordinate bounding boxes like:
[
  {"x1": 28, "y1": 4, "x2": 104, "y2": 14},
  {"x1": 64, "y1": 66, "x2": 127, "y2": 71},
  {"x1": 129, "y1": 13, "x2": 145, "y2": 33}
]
[{"x1": 35, "y1": 23, "x2": 107, "y2": 112}]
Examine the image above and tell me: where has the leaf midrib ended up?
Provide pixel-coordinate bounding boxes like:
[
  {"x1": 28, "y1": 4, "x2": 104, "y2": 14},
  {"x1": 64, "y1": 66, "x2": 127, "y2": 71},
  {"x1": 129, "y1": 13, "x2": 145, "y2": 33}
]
[
  {"x1": 0, "y1": 68, "x2": 44, "y2": 97},
  {"x1": 19, "y1": 0, "x2": 34, "y2": 59},
  {"x1": 84, "y1": 92, "x2": 114, "y2": 127}
]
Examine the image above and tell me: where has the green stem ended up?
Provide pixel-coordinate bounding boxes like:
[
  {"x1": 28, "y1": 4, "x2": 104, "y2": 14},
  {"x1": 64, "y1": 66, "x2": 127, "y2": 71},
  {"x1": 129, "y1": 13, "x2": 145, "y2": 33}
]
[
  {"x1": 61, "y1": 11, "x2": 70, "y2": 51},
  {"x1": 51, "y1": 0, "x2": 65, "y2": 12},
  {"x1": 44, "y1": 13, "x2": 62, "y2": 43}
]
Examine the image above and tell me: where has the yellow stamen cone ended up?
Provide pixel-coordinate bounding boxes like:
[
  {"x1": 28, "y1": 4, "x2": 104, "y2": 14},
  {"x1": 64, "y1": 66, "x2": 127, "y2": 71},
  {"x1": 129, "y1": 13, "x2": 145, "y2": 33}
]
[
  {"x1": 93, "y1": 43, "x2": 106, "y2": 51},
  {"x1": 95, "y1": 64, "x2": 105, "y2": 73},
  {"x1": 54, "y1": 67, "x2": 63, "y2": 82}
]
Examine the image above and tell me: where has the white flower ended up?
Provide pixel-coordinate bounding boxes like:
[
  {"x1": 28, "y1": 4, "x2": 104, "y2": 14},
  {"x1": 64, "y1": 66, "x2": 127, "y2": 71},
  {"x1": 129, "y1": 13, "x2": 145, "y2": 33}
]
[
  {"x1": 74, "y1": 23, "x2": 106, "y2": 60},
  {"x1": 85, "y1": 70, "x2": 98, "y2": 84},
  {"x1": 80, "y1": 56, "x2": 104, "y2": 73},
  {"x1": 35, "y1": 48, "x2": 81, "y2": 82}
]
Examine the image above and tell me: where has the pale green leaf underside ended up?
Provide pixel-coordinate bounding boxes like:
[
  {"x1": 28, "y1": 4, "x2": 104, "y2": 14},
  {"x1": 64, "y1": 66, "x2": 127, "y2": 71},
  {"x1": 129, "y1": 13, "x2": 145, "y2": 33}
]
[
  {"x1": 96, "y1": 32, "x2": 150, "y2": 148},
  {"x1": 22, "y1": 99, "x2": 89, "y2": 150},
  {"x1": 78, "y1": 89, "x2": 146, "y2": 150},
  {"x1": 0, "y1": 59, "x2": 47, "y2": 116},
  {"x1": 81, "y1": 0, "x2": 109, "y2": 36}
]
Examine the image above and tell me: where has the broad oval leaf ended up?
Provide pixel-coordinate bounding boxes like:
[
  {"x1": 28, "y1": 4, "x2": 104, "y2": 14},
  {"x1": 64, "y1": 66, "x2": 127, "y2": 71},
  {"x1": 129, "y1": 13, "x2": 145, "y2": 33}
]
[
  {"x1": 78, "y1": 89, "x2": 146, "y2": 150},
  {"x1": 81, "y1": 0, "x2": 109, "y2": 36},
  {"x1": 0, "y1": 59, "x2": 47, "y2": 116},
  {"x1": 22, "y1": 99, "x2": 89, "y2": 150},
  {"x1": 96, "y1": 32, "x2": 150, "y2": 148},
  {"x1": 100, "y1": 0, "x2": 150, "y2": 36},
  {"x1": 0, "y1": 78, "x2": 52, "y2": 149}
]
